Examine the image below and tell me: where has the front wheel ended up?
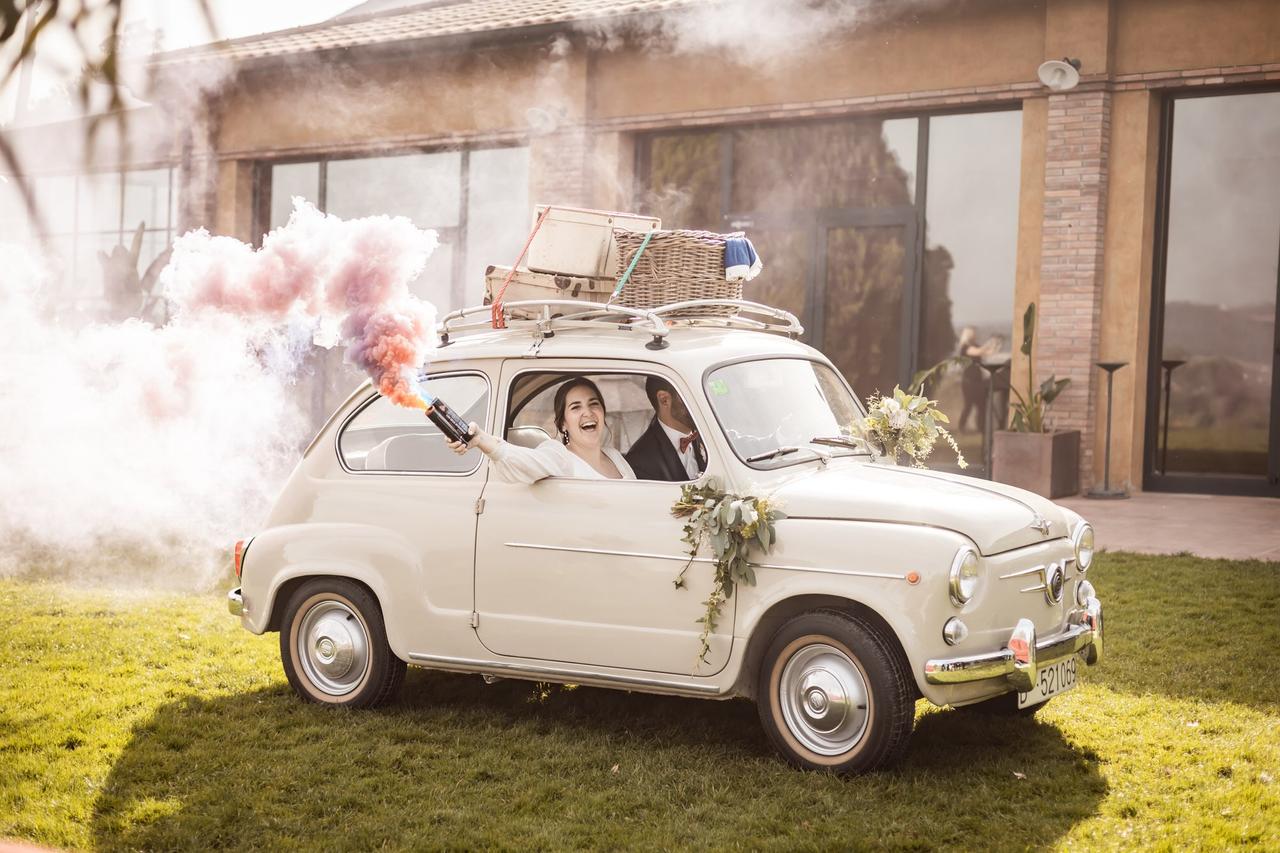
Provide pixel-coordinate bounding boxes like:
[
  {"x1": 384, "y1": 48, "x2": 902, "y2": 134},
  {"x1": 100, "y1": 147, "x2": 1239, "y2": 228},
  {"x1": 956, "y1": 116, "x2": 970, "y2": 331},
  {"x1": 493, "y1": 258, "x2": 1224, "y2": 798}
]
[
  {"x1": 757, "y1": 609, "x2": 914, "y2": 774},
  {"x1": 280, "y1": 578, "x2": 406, "y2": 708}
]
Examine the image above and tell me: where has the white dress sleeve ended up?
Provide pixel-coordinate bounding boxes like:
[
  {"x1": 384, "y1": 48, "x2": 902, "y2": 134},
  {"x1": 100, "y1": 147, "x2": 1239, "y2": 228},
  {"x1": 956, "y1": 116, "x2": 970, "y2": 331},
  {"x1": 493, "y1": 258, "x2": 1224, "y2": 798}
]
[{"x1": 488, "y1": 439, "x2": 576, "y2": 484}]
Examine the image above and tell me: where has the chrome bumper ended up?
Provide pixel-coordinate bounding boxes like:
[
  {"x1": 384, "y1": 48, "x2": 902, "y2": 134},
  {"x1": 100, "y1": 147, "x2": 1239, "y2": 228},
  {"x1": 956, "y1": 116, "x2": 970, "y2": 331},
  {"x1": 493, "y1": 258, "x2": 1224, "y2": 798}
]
[
  {"x1": 923, "y1": 596, "x2": 1103, "y2": 692},
  {"x1": 227, "y1": 587, "x2": 244, "y2": 617}
]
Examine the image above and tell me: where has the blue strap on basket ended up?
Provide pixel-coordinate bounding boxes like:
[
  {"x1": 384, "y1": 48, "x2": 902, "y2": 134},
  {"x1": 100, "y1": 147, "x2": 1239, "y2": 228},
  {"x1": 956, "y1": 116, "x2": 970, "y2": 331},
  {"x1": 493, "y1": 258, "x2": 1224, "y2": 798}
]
[{"x1": 608, "y1": 230, "x2": 655, "y2": 305}]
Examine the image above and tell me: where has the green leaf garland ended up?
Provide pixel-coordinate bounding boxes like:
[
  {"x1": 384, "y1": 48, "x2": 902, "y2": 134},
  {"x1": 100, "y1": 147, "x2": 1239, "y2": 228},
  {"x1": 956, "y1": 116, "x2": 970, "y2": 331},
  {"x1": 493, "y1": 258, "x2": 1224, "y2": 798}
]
[{"x1": 671, "y1": 480, "x2": 784, "y2": 666}]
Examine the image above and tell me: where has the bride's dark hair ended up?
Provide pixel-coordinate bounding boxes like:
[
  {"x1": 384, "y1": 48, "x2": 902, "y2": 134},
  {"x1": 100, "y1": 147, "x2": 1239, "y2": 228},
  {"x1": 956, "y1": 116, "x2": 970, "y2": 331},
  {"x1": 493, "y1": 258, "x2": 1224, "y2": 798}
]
[{"x1": 553, "y1": 376, "x2": 606, "y2": 444}]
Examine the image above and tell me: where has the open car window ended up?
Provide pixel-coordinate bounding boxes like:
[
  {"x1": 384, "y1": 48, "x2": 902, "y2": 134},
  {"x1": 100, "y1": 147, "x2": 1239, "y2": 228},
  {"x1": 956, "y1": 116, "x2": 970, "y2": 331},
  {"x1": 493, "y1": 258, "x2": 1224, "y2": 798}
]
[
  {"x1": 506, "y1": 371, "x2": 702, "y2": 481},
  {"x1": 339, "y1": 373, "x2": 489, "y2": 473}
]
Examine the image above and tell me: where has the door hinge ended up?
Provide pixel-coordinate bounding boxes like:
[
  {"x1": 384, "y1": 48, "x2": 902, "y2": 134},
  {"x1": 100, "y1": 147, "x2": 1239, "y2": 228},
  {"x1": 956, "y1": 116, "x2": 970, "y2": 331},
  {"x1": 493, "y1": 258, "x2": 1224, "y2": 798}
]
[
  {"x1": 474, "y1": 497, "x2": 485, "y2": 515},
  {"x1": 469, "y1": 612, "x2": 479, "y2": 628}
]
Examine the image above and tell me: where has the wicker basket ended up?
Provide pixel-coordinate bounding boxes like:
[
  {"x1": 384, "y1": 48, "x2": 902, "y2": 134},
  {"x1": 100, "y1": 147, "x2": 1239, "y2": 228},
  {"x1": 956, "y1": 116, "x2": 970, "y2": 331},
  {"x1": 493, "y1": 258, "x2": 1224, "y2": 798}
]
[{"x1": 612, "y1": 229, "x2": 743, "y2": 316}]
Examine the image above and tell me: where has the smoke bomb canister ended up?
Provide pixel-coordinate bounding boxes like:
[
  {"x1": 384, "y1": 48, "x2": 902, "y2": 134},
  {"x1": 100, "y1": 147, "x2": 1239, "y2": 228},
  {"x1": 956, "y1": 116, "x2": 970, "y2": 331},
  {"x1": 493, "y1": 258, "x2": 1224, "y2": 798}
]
[{"x1": 426, "y1": 397, "x2": 472, "y2": 445}]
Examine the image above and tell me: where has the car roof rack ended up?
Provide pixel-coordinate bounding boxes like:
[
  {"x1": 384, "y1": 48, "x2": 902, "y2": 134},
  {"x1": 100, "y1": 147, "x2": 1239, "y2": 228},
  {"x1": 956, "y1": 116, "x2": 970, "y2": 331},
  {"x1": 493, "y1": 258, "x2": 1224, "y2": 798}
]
[{"x1": 438, "y1": 299, "x2": 803, "y2": 350}]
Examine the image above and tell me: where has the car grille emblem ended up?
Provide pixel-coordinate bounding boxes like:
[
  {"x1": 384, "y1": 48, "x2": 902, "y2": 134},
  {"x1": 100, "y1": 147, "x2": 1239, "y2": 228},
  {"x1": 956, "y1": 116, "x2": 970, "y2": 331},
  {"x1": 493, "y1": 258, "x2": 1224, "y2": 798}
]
[
  {"x1": 1030, "y1": 514, "x2": 1051, "y2": 535},
  {"x1": 1003, "y1": 561, "x2": 1069, "y2": 604},
  {"x1": 1045, "y1": 563, "x2": 1065, "y2": 604}
]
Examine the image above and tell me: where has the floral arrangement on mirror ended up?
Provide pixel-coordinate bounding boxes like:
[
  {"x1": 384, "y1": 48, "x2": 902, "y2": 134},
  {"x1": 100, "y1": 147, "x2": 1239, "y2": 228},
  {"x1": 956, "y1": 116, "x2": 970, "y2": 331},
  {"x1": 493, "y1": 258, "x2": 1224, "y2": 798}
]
[
  {"x1": 671, "y1": 480, "x2": 784, "y2": 666},
  {"x1": 851, "y1": 385, "x2": 967, "y2": 469}
]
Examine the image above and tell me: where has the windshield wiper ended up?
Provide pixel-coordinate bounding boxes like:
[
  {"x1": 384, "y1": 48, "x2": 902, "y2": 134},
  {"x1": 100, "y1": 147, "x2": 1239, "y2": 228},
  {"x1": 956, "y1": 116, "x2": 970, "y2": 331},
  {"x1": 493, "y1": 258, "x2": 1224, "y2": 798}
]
[
  {"x1": 746, "y1": 446, "x2": 801, "y2": 463},
  {"x1": 810, "y1": 435, "x2": 874, "y2": 456},
  {"x1": 745, "y1": 445, "x2": 832, "y2": 465}
]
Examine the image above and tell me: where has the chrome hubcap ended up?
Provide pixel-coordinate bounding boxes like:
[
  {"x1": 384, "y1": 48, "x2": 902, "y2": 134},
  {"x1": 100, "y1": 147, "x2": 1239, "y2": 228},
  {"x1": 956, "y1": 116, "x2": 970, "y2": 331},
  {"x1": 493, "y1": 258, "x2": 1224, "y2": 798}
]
[
  {"x1": 779, "y1": 643, "x2": 869, "y2": 756},
  {"x1": 297, "y1": 600, "x2": 370, "y2": 696}
]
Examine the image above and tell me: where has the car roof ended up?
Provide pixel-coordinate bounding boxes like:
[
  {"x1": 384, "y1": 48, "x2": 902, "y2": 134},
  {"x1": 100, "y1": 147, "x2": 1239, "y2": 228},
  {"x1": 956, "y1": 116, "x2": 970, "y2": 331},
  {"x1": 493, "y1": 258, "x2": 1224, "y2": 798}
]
[
  {"x1": 428, "y1": 325, "x2": 822, "y2": 375},
  {"x1": 310, "y1": 324, "x2": 833, "y2": 458}
]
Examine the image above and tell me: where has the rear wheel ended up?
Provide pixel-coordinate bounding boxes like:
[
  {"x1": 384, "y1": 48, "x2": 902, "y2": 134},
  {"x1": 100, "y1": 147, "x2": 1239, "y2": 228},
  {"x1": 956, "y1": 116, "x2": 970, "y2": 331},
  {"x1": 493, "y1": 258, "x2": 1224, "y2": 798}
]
[
  {"x1": 280, "y1": 578, "x2": 405, "y2": 708},
  {"x1": 757, "y1": 609, "x2": 914, "y2": 774}
]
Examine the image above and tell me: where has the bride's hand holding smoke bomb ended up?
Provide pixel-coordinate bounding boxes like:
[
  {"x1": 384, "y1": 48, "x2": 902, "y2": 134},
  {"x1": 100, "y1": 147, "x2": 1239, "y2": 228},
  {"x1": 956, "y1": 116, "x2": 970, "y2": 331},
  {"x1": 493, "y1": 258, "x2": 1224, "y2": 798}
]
[{"x1": 444, "y1": 422, "x2": 498, "y2": 456}]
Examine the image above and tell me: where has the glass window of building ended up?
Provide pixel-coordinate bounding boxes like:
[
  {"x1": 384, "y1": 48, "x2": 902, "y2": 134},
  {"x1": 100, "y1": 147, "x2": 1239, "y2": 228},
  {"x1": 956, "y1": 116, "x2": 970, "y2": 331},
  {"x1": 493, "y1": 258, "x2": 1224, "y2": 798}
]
[
  {"x1": 265, "y1": 146, "x2": 529, "y2": 316},
  {"x1": 920, "y1": 110, "x2": 1023, "y2": 466},
  {"x1": 641, "y1": 119, "x2": 917, "y2": 349},
  {"x1": 637, "y1": 111, "x2": 1020, "y2": 470},
  {"x1": 465, "y1": 146, "x2": 530, "y2": 294},
  {"x1": 3, "y1": 168, "x2": 178, "y2": 313},
  {"x1": 268, "y1": 162, "x2": 319, "y2": 231},
  {"x1": 730, "y1": 117, "x2": 916, "y2": 213},
  {"x1": 1151, "y1": 90, "x2": 1280, "y2": 488}
]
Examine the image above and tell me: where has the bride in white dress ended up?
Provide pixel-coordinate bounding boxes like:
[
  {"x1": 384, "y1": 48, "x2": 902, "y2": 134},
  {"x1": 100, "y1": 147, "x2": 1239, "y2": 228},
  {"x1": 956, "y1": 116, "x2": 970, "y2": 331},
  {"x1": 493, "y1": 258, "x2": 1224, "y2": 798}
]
[{"x1": 445, "y1": 376, "x2": 636, "y2": 483}]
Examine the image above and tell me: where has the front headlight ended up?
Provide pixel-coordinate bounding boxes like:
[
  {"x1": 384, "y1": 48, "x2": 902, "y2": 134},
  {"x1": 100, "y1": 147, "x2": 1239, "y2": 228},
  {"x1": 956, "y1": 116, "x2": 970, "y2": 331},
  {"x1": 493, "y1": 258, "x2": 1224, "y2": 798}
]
[
  {"x1": 1073, "y1": 522, "x2": 1095, "y2": 572},
  {"x1": 949, "y1": 547, "x2": 981, "y2": 606}
]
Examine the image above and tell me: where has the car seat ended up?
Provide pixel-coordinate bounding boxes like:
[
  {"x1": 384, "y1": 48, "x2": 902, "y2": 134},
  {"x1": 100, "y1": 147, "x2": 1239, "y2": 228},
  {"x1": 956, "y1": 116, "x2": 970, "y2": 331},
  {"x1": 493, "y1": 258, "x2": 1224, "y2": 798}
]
[{"x1": 364, "y1": 433, "x2": 456, "y2": 471}]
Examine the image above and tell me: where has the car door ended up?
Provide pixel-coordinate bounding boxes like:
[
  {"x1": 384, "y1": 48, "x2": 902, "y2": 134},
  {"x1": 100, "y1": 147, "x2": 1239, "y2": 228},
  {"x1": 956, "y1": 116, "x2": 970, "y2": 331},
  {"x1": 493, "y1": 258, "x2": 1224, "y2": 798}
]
[
  {"x1": 472, "y1": 362, "x2": 733, "y2": 676},
  {"x1": 333, "y1": 369, "x2": 493, "y2": 653}
]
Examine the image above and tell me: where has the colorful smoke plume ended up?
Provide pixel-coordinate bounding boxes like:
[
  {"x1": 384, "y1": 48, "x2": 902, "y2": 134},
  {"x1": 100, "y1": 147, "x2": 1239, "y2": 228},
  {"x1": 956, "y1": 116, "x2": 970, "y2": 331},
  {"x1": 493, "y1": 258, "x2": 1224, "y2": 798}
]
[
  {"x1": 0, "y1": 202, "x2": 442, "y2": 590},
  {"x1": 161, "y1": 199, "x2": 439, "y2": 408}
]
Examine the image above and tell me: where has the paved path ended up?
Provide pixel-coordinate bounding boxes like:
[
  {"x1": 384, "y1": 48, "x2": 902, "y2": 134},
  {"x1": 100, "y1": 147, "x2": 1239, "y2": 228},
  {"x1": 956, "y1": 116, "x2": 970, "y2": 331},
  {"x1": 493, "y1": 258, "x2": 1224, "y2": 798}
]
[{"x1": 1059, "y1": 492, "x2": 1280, "y2": 561}]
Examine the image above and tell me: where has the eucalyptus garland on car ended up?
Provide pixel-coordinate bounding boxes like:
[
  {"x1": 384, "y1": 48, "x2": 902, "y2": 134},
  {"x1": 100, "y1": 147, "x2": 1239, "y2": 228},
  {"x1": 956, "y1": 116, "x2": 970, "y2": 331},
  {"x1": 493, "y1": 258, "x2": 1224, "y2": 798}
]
[
  {"x1": 852, "y1": 385, "x2": 967, "y2": 469},
  {"x1": 671, "y1": 480, "x2": 784, "y2": 665}
]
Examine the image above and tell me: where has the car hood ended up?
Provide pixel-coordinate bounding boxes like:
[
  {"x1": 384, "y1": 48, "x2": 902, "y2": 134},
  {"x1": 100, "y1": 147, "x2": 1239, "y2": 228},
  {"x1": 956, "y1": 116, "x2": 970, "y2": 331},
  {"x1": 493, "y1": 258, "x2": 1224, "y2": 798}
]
[{"x1": 770, "y1": 461, "x2": 1072, "y2": 555}]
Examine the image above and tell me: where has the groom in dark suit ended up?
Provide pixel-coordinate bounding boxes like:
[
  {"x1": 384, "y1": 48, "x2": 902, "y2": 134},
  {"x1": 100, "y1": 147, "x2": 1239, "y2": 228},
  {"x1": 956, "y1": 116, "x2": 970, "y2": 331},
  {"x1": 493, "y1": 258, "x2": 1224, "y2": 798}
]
[{"x1": 625, "y1": 376, "x2": 706, "y2": 481}]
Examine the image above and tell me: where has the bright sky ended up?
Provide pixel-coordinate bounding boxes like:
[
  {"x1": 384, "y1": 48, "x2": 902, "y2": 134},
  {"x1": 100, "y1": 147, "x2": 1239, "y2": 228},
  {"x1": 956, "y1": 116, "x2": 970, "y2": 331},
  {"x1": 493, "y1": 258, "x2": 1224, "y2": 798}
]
[
  {"x1": 130, "y1": 0, "x2": 360, "y2": 51},
  {"x1": 1, "y1": 0, "x2": 357, "y2": 124}
]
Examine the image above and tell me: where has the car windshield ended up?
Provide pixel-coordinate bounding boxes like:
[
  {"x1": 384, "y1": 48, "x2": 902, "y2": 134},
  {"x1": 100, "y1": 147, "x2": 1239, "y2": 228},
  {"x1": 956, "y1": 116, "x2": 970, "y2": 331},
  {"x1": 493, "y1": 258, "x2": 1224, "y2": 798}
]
[{"x1": 704, "y1": 358, "x2": 866, "y2": 468}]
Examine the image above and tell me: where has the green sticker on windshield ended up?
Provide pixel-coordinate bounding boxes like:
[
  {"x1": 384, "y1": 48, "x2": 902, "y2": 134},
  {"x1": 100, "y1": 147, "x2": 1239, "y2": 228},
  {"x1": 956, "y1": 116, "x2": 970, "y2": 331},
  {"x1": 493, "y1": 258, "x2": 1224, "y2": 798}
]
[{"x1": 709, "y1": 378, "x2": 729, "y2": 396}]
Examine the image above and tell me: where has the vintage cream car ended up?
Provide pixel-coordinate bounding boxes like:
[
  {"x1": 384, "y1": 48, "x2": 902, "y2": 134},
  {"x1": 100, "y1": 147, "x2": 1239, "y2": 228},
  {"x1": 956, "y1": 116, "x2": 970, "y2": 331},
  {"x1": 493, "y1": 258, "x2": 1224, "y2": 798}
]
[{"x1": 228, "y1": 299, "x2": 1102, "y2": 775}]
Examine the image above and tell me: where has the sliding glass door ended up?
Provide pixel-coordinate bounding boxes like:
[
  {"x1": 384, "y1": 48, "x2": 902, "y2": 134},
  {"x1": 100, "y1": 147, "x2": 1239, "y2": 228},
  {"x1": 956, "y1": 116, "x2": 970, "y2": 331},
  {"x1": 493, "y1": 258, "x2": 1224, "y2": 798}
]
[
  {"x1": 639, "y1": 109, "x2": 1023, "y2": 476},
  {"x1": 1146, "y1": 89, "x2": 1280, "y2": 495}
]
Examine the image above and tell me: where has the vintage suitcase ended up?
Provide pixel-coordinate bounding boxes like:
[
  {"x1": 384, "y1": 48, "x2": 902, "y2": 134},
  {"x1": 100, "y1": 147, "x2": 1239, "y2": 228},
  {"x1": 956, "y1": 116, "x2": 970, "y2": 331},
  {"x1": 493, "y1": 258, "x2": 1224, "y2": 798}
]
[
  {"x1": 526, "y1": 205, "x2": 660, "y2": 279},
  {"x1": 484, "y1": 265, "x2": 612, "y2": 318}
]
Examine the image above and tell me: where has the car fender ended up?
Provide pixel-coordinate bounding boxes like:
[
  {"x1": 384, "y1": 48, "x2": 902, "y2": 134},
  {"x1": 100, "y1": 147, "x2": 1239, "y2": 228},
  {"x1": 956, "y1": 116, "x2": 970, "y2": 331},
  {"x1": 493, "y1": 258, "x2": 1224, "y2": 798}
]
[
  {"x1": 239, "y1": 522, "x2": 426, "y2": 660},
  {"x1": 732, "y1": 518, "x2": 973, "y2": 698}
]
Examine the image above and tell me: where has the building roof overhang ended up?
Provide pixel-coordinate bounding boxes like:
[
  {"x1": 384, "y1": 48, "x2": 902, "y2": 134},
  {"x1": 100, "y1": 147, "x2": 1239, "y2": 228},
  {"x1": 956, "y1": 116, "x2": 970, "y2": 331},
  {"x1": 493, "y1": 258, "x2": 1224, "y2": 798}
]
[{"x1": 149, "y1": 0, "x2": 696, "y2": 72}]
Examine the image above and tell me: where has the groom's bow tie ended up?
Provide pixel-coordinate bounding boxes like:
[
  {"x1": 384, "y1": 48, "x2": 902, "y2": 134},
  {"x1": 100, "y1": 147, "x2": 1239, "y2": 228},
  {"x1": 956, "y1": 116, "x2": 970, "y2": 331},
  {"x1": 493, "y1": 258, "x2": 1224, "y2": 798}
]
[{"x1": 679, "y1": 431, "x2": 699, "y2": 453}]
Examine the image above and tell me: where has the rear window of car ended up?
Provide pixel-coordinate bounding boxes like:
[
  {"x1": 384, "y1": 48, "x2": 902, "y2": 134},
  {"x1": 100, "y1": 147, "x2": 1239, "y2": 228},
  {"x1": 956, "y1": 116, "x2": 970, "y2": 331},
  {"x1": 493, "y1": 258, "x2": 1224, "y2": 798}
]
[{"x1": 338, "y1": 373, "x2": 489, "y2": 474}]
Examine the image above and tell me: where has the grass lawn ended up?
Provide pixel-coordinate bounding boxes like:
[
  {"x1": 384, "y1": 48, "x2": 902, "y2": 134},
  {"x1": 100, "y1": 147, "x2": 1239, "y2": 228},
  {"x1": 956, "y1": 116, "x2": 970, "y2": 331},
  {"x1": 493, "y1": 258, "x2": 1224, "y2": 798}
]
[{"x1": 2, "y1": 553, "x2": 1278, "y2": 851}]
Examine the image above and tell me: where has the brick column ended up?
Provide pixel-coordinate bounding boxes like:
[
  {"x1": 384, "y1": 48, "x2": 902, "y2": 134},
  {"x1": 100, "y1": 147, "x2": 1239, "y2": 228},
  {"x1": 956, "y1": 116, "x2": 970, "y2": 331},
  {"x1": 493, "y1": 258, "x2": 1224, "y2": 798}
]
[
  {"x1": 528, "y1": 125, "x2": 590, "y2": 208},
  {"x1": 1038, "y1": 88, "x2": 1111, "y2": 491}
]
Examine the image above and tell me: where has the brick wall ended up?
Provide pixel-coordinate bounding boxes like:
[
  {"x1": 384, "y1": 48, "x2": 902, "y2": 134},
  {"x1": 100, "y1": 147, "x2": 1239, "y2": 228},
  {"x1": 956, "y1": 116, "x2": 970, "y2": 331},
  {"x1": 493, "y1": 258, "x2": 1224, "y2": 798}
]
[
  {"x1": 529, "y1": 126, "x2": 590, "y2": 208},
  {"x1": 1037, "y1": 87, "x2": 1112, "y2": 490}
]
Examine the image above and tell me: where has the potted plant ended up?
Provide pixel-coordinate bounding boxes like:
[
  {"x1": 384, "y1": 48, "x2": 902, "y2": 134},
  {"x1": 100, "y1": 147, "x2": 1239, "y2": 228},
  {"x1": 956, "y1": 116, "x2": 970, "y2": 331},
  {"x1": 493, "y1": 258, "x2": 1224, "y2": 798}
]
[{"x1": 991, "y1": 303, "x2": 1080, "y2": 498}]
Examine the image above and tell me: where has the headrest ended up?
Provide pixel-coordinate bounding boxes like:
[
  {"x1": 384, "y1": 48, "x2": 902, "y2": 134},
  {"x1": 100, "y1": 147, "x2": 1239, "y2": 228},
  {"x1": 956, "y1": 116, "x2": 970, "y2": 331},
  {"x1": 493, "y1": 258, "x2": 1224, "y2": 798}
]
[
  {"x1": 363, "y1": 433, "x2": 438, "y2": 471},
  {"x1": 508, "y1": 425, "x2": 552, "y2": 449}
]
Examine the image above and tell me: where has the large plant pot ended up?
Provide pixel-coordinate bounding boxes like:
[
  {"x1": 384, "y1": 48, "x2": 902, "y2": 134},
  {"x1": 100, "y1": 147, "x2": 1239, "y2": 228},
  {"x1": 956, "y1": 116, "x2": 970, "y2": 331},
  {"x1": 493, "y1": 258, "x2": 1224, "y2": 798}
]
[{"x1": 991, "y1": 430, "x2": 1080, "y2": 499}]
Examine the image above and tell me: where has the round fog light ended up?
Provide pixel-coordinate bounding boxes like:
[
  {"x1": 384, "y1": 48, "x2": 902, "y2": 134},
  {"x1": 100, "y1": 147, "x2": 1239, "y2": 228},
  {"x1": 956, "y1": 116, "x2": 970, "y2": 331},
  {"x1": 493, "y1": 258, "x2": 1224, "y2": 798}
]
[
  {"x1": 943, "y1": 618, "x2": 969, "y2": 646},
  {"x1": 1076, "y1": 579, "x2": 1096, "y2": 607}
]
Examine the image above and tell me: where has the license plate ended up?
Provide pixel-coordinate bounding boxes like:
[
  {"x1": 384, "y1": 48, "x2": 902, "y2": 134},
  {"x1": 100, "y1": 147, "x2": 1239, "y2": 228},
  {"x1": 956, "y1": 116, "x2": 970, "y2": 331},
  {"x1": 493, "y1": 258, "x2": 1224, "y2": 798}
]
[{"x1": 1017, "y1": 656, "x2": 1078, "y2": 709}]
